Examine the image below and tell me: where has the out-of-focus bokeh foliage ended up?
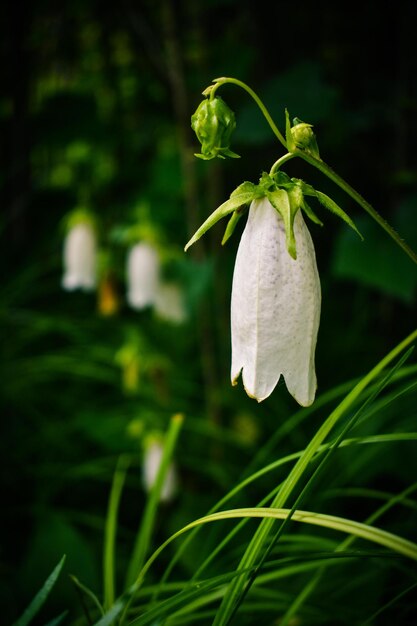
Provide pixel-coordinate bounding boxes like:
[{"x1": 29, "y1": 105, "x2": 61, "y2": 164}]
[{"x1": 1, "y1": 1, "x2": 417, "y2": 624}]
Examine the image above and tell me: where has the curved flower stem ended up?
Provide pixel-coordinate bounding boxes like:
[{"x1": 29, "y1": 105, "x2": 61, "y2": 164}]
[
  {"x1": 209, "y1": 77, "x2": 287, "y2": 149},
  {"x1": 298, "y1": 151, "x2": 417, "y2": 265},
  {"x1": 269, "y1": 152, "x2": 297, "y2": 175},
  {"x1": 205, "y1": 77, "x2": 417, "y2": 264}
]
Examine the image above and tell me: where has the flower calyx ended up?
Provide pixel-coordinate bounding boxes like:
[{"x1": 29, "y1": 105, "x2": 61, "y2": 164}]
[
  {"x1": 185, "y1": 171, "x2": 363, "y2": 258},
  {"x1": 191, "y1": 96, "x2": 240, "y2": 160}
]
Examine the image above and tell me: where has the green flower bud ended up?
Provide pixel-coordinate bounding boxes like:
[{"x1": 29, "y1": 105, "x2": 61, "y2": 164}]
[
  {"x1": 191, "y1": 97, "x2": 240, "y2": 160},
  {"x1": 290, "y1": 118, "x2": 320, "y2": 159}
]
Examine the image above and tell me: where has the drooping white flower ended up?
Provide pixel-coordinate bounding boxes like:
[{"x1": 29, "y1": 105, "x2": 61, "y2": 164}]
[
  {"x1": 142, "y1": 439, "x2": 177, "y2": 502},
  {"x1": 126, "y1": 242, "x2": 160, "y2": 310},
  {"x1": 62, "y1": 221, "x2": 97, "y2": 291},
  {"x1": 154, "y1": 282, "x2": 187, "y2": 324},
  {"x1": 231, "y1": 197, "x2": 321, "y2": 406}
]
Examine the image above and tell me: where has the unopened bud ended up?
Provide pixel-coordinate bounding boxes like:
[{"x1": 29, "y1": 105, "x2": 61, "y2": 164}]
[
  {"x1": 191, "y1": 97, "x2": 240, "y2": 160},
  {"x1": 290, "y1": 118, "x2": 320, "y2": 159}
]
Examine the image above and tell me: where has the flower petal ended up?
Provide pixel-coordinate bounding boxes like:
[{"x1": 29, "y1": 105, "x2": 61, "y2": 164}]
[
  {"x1": 143, "y1": 441, "x2": 177, "y2": 502},
  {"x1": 231, "y1": 197, "x2": 321, "y2": 405},
  {"x1": 126, "y1": 242, "x2": 160, "y2": 310},
  {"x1": 62, "y1": 222, "x2": 97, "y2": 291}
]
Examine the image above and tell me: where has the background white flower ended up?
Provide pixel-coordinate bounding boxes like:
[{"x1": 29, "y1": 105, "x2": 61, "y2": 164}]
[
  {"x1": 126, "y1": 242, "x2": 160, "y2": 310},
  {"x1": 231, "y1": 197, "x2": 321, "y2": 406},
  {"x1": 154, "y1": 282, "x2": 187, "y2": 324},
  {"x1": 142, "y1": 440, "x2": 177, "y2": 502},
  {"x1": 62, "y1": 221, "x2": 97, "y2": 291}
]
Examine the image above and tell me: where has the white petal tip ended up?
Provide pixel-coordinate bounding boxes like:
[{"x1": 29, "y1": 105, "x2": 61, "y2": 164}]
[{"x1": 231, "y1": 367, "x2": 273, "y2": 403}]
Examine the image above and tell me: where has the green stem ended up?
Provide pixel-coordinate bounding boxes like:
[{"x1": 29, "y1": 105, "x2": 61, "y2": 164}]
[
  {"x1": 209, "y1": 77, "x2": 287, "y2": 149},
  {"x1": 298, "y1": 151, "x2": 417, "y2": 265},
  {"x1": 269, "y1": 152, "x2": 297, "y2": 175},
  {"x1": 205, "y1": 77, "x2": 417, "y2": 264}
]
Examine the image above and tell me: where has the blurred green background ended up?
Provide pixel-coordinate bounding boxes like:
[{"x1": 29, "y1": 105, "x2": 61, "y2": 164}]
[{"x1": 1, "y1": 0, "x2": 417, "y2": 624}]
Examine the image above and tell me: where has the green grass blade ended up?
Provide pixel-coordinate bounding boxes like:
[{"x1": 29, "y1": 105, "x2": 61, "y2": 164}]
[
  {"x1": 42, "y1": 611, "x2": 68, "y2": 626},
  {"x1": 156, "y1": 365, "x2": 417, "y2": 599},
  {"x1": 212, "y1": 329, "x2": 417, "y2": 625},
  {"x1": 70, "y1": 575, "x2": 104, "y2": 618},
  {"x1": 278, "y1": 481, "x2": 417, "y2": 626},
  {"x1": 154, "y1": 430, "x2": 417, "y2": 603},
  {"x1": 12, "y1": 555, "x2": 66, "y2": 626},
  {"x1": 361, "y1": 580, "x2": 417, "y2": 625},
  {"x1": 103, "y1": 454, "x2": 130, "y2": 610},
  {"x1": 125, "y1": 414, "x2": 184, "y2": 588}
]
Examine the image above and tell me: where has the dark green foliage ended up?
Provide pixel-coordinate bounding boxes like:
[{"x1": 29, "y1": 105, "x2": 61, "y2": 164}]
[{"x1": 1, "y1": 1, "x2": 417, "y2": 625}]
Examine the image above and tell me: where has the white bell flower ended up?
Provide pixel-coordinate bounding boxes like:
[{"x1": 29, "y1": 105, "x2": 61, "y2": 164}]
[
  {"x1": 154, "y1": 282, "x2": 187, "y2": 324},
  {"x1": 142, "y1": 440, "x2": 177, "y2": 502},
  {"x1": 126, "y1": 242, "x2": 160, "y2": 310},
  {"x1": 62, "y1": 221, "x2": 97, "y2": 291},
  {"x1": 231, "y1": 197, "x2": 321, "y2": 406}
]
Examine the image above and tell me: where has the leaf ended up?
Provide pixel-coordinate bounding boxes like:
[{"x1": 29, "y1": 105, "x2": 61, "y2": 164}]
[
  {"x1": 12, "y1": 556, "x2": 66, "y2": 626},
  {"x1": 184, "y1": 182, "x2": 256, "y2": 251}
]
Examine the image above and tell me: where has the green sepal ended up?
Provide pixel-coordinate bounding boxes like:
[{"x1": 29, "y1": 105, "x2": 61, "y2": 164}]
[
  {"x1": 301, "y1": 198, "x2": 323, "y2": 226},
  {"x1": 296, "y1": 179, "x2": 362, "y2": 237},
  {"x1": 285, "y1": 109, "x2": 297, "y2": 152},
  {"x1": 272, "y1": 170, "x2": 292, "y2": 187},
  {"x1": 63, "y1": 206, "x2": 97, "y2": 232},
  {"x1": 289, "y1": 179, "x2": 323, "y2": 226},
  {"x1": 222, "y1": 208, "x2": 246, "y2": 245},
  {"x1": 266, "y1": 188, "x2": 297, "y2": 259},
  {"x1": 314, "y1": 191, "x2": 363, "y2": 239},
  {"x1": 184, "y1": 182, "x2": 256, "y2": 251},
  {"x1": 194, "y1": 148, "x2": 240, "y2": 160}
]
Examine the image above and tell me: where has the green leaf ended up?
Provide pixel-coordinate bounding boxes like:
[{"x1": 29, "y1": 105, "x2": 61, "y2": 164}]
[
  {"x1": 12, "y1": 556, "x2": 66, "y2": 626},
  {"x1": 315, "y1": 190, "x2": 364, "y2": 239},
  {"x1": 184, "y1": 182, "x2": 256, "y2": 251}
]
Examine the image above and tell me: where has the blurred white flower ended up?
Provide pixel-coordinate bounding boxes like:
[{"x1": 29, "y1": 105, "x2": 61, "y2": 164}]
[
  {"x1": 62, "y1": 221, "x2": 97, "y2": 291},
  {"x1": 154, "y1": 282, "x2": 187, "y2": 324},
  {"x1": 142, "y1": 439, "x2": 177, "y2": 502},
  {"x1": 231, "y1": 197, "x2": 321, "y2": 406},
  {"x1": 126, "y1": 242, "x2": 160, "y2": 310}
]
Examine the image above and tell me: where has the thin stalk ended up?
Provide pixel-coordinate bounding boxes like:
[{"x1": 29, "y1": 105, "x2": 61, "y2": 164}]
[
  {"x1": 269, "y1": 152, "x2": 297, "y2": 175},
  {"x1": 208, "y1": 77, "x2": 287, "y2": 149},
  {"x1": 298, "y1": 150, "x2": 417, "y2": 265},
  {"x1": 205, "y1": 77, "x2": 417, "y2": 264}
]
